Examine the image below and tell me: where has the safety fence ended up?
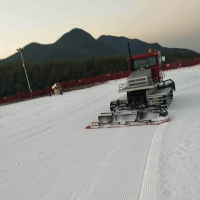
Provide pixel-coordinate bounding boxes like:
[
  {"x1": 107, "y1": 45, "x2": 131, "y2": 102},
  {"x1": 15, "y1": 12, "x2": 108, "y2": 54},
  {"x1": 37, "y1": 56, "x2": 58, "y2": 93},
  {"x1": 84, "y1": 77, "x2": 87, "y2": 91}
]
[
  {"x1": 162, "y1": 57, "x2": 200, "y2": 70},
  {"x1": 1, "y1": 57, "x2": 200, "y2": 105}
]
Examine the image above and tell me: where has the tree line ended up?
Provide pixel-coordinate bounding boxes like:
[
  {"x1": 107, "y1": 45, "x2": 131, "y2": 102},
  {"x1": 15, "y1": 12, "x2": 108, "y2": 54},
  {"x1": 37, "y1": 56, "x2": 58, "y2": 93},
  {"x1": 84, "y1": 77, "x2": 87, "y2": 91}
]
[
  {"x1": 0, "y1": 52, "x2": 199, "y2": 98},
  {"x1": 0, "y1": 55, "x2": 127, "y2": 97}
]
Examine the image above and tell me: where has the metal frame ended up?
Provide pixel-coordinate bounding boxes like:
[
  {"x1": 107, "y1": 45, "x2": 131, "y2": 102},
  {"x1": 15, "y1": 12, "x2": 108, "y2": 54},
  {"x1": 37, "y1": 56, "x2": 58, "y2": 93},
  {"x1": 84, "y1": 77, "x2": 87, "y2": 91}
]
[{"x1": 17, "y1": 48, "x2": 32, "y2": 98}]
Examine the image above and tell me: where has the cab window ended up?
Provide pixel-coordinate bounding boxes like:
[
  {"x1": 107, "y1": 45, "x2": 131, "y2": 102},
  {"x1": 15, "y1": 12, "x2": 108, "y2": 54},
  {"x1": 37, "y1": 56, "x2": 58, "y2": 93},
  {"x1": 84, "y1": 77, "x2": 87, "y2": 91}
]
[{"x1": 133, "y1": 56, "x2": 157, "y2": 70}]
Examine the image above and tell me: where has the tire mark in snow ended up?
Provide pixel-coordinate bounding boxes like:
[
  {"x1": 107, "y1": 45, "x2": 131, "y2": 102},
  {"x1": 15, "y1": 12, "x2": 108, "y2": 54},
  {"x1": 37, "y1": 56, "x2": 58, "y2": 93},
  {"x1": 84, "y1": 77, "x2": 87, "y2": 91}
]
[{"x1": 139, "y1": 123, "x2": 169, "y2": 200}]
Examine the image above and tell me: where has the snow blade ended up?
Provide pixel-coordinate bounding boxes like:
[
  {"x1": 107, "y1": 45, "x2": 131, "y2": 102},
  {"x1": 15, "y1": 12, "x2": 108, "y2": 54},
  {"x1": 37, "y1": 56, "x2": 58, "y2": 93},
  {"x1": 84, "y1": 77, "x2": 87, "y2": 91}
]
[{"x1": 85, "y1": 116, "x2": 170, "y2": 129}]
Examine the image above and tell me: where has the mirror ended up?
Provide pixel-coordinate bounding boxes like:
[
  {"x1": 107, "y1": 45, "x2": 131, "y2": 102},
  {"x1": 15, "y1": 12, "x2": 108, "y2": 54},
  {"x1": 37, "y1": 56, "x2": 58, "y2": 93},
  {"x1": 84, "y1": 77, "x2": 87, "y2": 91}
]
[{"x1": 162, "y1": 56, "x2": 165, "y2": 62}]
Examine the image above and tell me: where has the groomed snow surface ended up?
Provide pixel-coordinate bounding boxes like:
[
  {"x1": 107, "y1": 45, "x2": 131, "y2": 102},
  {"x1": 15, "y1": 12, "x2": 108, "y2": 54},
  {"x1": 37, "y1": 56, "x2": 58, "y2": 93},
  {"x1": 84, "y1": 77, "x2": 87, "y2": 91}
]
[{"x1": 1, "y1": 65, "x2": 200, "y2": 200}]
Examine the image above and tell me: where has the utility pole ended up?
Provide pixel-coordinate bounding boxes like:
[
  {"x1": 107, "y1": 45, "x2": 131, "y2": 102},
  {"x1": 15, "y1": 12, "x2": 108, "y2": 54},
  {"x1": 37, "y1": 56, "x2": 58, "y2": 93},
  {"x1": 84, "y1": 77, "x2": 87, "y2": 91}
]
[{"x1": 17, "y1": 48, "x2": 32, "y2": 98}]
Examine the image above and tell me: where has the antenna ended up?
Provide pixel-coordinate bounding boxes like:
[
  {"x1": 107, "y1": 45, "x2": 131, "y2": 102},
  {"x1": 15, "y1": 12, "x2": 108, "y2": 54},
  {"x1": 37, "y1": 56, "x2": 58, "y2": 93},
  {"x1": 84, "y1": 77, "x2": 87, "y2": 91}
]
[{"x1": 128, "y1": 43, "x2": 134, "y2": 71}]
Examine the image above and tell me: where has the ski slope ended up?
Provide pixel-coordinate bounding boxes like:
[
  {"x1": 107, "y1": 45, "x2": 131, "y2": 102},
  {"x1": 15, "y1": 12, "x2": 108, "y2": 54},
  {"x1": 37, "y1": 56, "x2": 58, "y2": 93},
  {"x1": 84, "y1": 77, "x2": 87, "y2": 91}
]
[{"x1": 0, "y1": 65, "x2": 200, "y2": 200}]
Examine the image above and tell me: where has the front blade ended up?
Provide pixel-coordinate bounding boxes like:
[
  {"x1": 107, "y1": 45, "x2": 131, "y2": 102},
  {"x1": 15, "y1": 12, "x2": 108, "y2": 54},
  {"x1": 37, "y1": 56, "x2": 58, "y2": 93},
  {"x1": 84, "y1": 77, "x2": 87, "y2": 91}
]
[{"x1": 85, "y1": 116, "x2": 170, "y2": 129}]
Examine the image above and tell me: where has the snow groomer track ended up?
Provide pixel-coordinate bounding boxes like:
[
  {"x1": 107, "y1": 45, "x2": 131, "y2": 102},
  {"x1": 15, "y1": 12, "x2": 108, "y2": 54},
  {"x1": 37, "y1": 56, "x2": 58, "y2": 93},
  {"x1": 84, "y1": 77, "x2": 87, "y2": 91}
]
[{"x1": 1, "y1": 65, "x2": 200, "y2": 200}]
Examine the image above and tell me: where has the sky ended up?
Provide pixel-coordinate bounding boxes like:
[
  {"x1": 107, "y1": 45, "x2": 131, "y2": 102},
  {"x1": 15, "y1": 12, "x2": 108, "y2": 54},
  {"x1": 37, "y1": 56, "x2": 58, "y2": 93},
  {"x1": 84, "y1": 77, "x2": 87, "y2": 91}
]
[{"x1": 1, "y1": 0, "x2": 200, "y2": 59}]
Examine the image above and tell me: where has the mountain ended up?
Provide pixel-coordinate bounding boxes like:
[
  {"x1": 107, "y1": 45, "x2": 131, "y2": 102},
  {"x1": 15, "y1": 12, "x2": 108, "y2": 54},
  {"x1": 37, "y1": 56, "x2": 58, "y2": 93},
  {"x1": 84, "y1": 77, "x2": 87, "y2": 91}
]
[
  {"x1": 2, "y1": 28, "x2": 199, "y2": 63},
  {"x1": 2, "y1": 29, "x2": 120, "y2": 63},
  {"x1": 97, "y1": 35, "x2": 198, "y2": 55}
]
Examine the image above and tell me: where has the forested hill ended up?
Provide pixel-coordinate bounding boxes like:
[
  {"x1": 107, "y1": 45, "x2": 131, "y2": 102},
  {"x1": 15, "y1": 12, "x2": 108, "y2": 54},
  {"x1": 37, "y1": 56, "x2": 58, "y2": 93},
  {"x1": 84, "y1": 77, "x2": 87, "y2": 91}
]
[
  {"x1": 1, "y1": 29, "x2": 120, "y2": 63},
  {"x1": 2, "y1": 28, "x2": 199, "y2": 63},
  {"x1": 97, "y1": 35, "x2": 199, "y2": 55}
]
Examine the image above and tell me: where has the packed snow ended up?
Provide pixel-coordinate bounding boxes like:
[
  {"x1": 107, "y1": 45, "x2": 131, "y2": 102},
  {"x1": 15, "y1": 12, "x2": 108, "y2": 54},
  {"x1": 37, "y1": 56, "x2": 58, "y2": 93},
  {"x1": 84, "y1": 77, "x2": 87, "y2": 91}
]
[{"x1": 0, "y1": 65, "x2": 200, "y2": 200}]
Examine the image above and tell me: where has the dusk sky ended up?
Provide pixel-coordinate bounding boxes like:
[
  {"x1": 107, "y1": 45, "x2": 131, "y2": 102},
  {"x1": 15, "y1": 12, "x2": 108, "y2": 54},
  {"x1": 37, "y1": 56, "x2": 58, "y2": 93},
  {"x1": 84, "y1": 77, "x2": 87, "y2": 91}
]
[{"x1": 1, "y1": 0, "x2": 200, "y2": 59}]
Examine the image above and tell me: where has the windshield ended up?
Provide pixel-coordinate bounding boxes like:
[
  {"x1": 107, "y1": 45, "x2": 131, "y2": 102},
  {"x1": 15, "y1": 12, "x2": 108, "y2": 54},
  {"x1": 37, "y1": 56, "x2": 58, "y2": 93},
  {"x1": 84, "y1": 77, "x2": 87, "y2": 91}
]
[{"x1": 133, "y1": 56, "x2": 157, "y2": 70}]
